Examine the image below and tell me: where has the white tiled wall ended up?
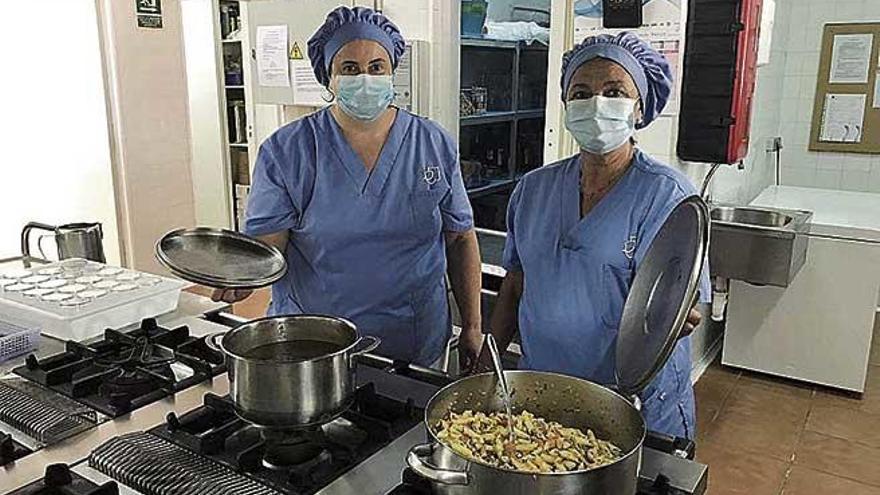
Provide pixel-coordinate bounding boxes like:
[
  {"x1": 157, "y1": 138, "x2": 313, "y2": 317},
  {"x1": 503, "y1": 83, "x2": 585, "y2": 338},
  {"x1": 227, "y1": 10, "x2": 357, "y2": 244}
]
[{"x1": 777, "y1": 0, "x2": 880, "y2": 194}]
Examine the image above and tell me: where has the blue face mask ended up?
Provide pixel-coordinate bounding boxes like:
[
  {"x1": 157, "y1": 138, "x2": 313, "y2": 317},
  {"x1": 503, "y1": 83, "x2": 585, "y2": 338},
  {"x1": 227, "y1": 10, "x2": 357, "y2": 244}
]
[{"x1": 335, "y1": 74, "x2": 395, "y2": 121}]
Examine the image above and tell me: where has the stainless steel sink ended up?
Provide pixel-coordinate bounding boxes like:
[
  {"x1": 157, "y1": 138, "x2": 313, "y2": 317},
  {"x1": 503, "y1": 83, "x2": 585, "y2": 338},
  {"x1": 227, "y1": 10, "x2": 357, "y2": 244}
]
[
  {"x1": 709, "y1": 205, "x2": 813, "y2": 287},
  {"x1": 711, "y1": 207, "x2": 793, "y2": 228}
]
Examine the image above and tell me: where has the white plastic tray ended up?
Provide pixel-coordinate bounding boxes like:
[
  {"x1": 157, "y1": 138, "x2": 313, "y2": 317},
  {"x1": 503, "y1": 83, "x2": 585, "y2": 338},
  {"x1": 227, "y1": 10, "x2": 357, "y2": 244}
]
[{"x1": 0, "y1": 260, "x2": 184, "y2": 342}]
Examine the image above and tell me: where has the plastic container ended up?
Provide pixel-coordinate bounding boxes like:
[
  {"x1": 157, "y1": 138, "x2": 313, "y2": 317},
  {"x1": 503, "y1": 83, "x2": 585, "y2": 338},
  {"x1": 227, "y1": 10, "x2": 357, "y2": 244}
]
[
  {"x1": 0, "y1": 321, "x2": 40, "y2": 363},
  {"x1": 461, "y1": 0, "x2": 488, "y2": 37}
]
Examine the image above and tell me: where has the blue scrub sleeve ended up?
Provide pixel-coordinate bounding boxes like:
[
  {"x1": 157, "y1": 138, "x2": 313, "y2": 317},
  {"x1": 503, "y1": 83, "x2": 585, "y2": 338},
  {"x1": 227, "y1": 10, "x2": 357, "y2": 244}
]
[
  {"x1": 244, "y1": 141, "x2": 301, "y2": 237},
  {"x1": 501, "y1": 181, "x2": 524, "y2": 271},
  {"x1": 634, "y1": 191, "x2": 711, "y2": 304},
  {"x1": 439, "y1": 141, "x2": 475, "y2": 233}
]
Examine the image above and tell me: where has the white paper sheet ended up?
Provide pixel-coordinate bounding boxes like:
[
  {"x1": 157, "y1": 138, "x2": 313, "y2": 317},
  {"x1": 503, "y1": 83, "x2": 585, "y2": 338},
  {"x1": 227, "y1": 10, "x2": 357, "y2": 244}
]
[
  {"x1": 256, "y1": 25, "x2": 290, "y2": 87},
  {"x1": 574, "y1": 0, "x2": 683, "y2": 114},
  {"x1": 290, "y1": 59, "x2": 325, "y2": 106},
  {"x1": 819, "y1": 93, "x2": 867, "y2": 143},
  {"x1": 829, "y1": 34, "x2": 873, "y2": 84},
  {"x1": 873, "y1": 75, "x2": 880, "y2": 109}
]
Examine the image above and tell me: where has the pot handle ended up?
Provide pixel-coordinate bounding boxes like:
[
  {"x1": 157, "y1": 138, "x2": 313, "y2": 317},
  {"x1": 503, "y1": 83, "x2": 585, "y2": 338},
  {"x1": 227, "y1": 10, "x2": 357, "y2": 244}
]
[
  {"x1": 406, "y1": 443, "x2": 468, "y2": 486},
  {"x1": 205, "y1": 332, "x2": 224, "y2": 353},
  {"x1": 348, "y1": 335, "x2": 381, "y2": 364}
]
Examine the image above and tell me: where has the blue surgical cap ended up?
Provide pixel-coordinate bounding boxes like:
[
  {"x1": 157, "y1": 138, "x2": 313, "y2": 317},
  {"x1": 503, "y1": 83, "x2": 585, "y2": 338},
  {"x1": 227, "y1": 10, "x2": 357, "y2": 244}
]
[
  {"x1": 561, "y1": 32, "x2": 673, "y2": 128},
  {"x1": 307, "y1": 6, "x2": 406, "y2": 87}
]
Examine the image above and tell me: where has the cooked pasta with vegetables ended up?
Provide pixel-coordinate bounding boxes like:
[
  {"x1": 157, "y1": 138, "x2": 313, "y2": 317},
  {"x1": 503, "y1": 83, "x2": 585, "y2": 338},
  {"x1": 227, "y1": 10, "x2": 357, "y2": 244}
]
[{"x1": 436, "y1": 410, "x2": 622, "y2": 473}]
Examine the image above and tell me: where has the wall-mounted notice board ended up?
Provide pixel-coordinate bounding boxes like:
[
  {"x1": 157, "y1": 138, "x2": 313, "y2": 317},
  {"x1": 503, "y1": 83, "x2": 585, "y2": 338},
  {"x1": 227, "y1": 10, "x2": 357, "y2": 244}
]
[{"x1": 809, "y1": 23, "x2": 880, "y2": 154}]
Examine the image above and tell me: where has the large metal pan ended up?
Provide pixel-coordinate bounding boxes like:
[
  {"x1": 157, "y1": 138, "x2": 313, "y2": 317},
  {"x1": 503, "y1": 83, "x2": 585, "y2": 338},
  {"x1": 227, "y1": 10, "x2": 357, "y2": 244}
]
[
  {"x1": 207, "y1": 315, "x2": 380, "y2": 428},
  {"x1": 155, "y1": 227, "x2": 287, "y2": 289},
  {"x1": 407, "y1": 371, "x2": 645, "y2": 495}
]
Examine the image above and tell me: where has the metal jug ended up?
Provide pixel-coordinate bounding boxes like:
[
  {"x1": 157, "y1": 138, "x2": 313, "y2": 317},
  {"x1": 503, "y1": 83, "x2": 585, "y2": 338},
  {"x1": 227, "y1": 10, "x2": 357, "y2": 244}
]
[{"x1": 21, "y1": 222, "x2": 106, "y2": 263}]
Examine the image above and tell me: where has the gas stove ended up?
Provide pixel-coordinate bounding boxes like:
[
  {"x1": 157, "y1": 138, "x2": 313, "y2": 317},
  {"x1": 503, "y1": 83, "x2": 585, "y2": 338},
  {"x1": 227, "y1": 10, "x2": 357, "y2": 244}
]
[
  {"x1": 13, "y1": 318, "x2": 225, "y2": 418},
  {"x1": 9, "y1": 357, "x2": 706, "y2": 495}
]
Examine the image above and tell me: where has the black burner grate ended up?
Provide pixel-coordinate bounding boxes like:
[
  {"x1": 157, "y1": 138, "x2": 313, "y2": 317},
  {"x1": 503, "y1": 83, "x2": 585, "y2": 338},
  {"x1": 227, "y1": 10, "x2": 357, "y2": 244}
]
[
  {"x1": 13, "y1": 318, "x2": 225, "y2": 417},
  {"x1": 149, "y1": 384, "x2": 423, "y2": 495},
  {"x1": 6, "y1": 463, "x2": 119, "y2": 495},
  {"x1": 1, "y1": 429, "x2": 32, "y2": 466}
]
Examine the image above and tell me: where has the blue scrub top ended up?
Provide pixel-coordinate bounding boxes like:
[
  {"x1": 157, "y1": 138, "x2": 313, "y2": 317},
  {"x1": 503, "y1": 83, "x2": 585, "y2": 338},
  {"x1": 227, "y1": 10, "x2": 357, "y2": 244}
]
[
  {"x1": 503, "y1": 149, "x2": 711, "y2": 438},
  {"x1": 245, "y1": 108, "x2": 474, "y2": 366}
]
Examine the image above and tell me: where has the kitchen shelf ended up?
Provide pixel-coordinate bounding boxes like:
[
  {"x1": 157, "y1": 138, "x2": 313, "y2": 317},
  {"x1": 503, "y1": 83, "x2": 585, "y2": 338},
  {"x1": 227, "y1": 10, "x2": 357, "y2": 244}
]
[
  {"x1": 461, "y1": 109, "x2": 545, "y2": 126},
  {"x1": 461, "y1": 37, "x2": 519, "y2": 50},
  {"x1": 466, "y1": 178, "x2": 518, "y2": 199},
  {"x1": 222, "y1": 39, "x2": 241, "y2": 44},
  {"x1": 229, "y1": 143, "x2": 249, "y2": 148},
  {"x1": 225, "y1": 85, "x2": 244, "y2": 89},
  {"x1": 461, "y1": 111, "x2": 516, "y2": 126}
]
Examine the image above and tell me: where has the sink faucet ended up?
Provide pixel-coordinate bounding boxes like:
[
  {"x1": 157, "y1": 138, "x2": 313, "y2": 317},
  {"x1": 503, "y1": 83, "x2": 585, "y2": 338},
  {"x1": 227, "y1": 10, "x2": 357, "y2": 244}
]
[{"x1": 701, "y1": 163, "x2": 722, "y2": 200}]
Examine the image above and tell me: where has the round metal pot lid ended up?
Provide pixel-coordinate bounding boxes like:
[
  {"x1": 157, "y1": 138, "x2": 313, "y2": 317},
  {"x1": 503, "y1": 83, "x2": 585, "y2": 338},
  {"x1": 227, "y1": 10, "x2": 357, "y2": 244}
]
[
  {"x1": 615, "y1": 195, "x2": 709, "y2": 397},
  {"x1": 155, "y1": 227, "x2": 287, "y2": 289}
]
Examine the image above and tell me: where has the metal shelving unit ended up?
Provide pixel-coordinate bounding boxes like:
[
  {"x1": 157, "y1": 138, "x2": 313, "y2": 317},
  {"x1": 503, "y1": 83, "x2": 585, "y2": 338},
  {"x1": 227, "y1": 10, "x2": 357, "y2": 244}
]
[{"x1": 459, "y1": 37, "x2": 548, "y2": 229}]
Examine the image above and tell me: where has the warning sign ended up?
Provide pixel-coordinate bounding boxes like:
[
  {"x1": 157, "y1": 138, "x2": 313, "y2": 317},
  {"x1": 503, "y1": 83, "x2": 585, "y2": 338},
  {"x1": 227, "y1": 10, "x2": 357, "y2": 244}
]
[{"x1": 290, "y1": 42, "x2": 304, "y2": 60}]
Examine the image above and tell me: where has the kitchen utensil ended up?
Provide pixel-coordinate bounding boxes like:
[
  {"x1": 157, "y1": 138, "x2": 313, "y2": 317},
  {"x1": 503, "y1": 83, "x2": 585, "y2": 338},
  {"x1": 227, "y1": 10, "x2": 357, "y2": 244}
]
[
  {"x1": 407, "y1": 371, "x2": 645, "y2": 494},
  {"x1": 407, "y1": 196, "x2": 709, "y2": 494},
  {"x1": 484, "y1": 333, "x2": 514, "y2": 442},
  {"x1": 156, "y1": 227, "x2": 287, "y2": 289},
  {"x1": 206, "y1": 315, "x2": 380, "y2": 428},
  {"x1": 22, "y1": 222, "x2": 106, "y2": 263}
]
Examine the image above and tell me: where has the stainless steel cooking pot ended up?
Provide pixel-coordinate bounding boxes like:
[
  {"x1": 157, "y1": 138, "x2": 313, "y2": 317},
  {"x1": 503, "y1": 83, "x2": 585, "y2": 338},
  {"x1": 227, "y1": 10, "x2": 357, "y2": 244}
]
[
  {"x1": 407, "y1": 371, "x2": 646, "y2": 495},
  {"x1": 208, "y1": 315, "x2": 379, "y2": 429}
]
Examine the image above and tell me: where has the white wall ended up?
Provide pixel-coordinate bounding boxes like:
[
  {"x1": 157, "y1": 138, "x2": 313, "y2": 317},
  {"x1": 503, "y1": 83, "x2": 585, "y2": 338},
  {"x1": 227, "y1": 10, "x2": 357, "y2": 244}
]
[
  {"x1": 777, "y1": 0, "x2": 880, "y2": 193},
  {"x1": 182, "y1": 0, "x2": 233, "y2": 228},
  {"x1": 0, "y1": 1, "x2": 121, "y2": 264},
  {"x1": 97, "y1": 0, "x2": 197, "y2": 274}
]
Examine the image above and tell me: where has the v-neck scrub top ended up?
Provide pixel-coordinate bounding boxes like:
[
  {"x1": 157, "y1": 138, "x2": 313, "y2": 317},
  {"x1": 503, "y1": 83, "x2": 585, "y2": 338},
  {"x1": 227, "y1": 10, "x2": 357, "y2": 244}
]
[
  {"x1": 245, "y1": 108, "x2": 474, "y2": 366},
  {"x1": 503, "y1": 149, "x2": 711, "y2": 438}
]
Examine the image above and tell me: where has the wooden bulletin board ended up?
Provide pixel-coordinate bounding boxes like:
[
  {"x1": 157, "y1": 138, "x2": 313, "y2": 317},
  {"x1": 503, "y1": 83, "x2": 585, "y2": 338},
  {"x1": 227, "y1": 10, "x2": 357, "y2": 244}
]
[{"x1": 809, "y1": 23, "x2": 880, "y2": 154}]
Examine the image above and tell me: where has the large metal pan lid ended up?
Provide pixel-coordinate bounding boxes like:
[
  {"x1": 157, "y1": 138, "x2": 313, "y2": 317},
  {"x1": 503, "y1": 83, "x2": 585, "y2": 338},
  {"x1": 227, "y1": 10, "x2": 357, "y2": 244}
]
[
  {"x1": 155, "y1": 227, "x2": 287, "y2": 289},
  {"x1": 615, "y1": 195, "x2": 709, "y2": 397}
]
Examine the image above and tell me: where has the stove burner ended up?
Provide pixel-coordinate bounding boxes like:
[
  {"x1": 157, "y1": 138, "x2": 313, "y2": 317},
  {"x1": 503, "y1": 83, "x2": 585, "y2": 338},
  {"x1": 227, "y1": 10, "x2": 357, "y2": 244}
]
[
  {"x1": 260, "y1": 429, "x2": 330, "y2": 470},
  {"x1": 12, "y1": 318, "x2": 225, "y2": 417},
  {"x1": 151, "y1": 385, "x2": 423, "y2": 495},
  {"x1": 6, "y1": 463, "x2": 119, "y2": 495}
]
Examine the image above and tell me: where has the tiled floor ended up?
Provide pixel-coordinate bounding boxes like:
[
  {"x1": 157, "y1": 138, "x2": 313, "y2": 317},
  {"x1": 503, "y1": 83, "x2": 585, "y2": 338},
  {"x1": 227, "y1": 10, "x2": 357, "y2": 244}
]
[{"x1": 695, "y1": 317, "x2": 880, "y2": 494}]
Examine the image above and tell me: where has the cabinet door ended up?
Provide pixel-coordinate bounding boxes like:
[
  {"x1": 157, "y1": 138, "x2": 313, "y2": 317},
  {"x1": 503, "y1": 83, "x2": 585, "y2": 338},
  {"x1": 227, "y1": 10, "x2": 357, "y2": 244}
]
[{"x1": 245, "y1": 0, "x2": 353, "y2": 104}]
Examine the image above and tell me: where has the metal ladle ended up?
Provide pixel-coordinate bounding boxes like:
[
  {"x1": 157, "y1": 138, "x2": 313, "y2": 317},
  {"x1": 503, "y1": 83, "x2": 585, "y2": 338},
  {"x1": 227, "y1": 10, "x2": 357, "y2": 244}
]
[{"x1": 485, "y1": 333, "x2": 515, "y2": 443}]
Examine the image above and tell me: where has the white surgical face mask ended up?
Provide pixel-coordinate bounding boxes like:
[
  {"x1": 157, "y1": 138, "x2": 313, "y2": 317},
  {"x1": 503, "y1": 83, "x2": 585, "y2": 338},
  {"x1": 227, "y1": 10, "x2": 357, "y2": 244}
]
[
  {"x1": 564, "y1": 96, "x2": 638, "y2": 154},
  {"x1": 334, "y1": 74, "x2": 395, "y2": 121}
]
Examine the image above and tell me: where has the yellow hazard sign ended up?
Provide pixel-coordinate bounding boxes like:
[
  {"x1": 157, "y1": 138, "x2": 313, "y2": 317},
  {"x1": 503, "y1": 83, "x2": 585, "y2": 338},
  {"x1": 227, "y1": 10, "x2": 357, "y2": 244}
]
[{"x1": 290, "y1": 42, "x2": 304, "y2": 60}]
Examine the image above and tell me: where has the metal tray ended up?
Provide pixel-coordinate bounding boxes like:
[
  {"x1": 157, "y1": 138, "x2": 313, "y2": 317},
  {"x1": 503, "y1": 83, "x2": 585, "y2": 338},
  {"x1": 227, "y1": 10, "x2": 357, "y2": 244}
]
[{"x1": 156, "y1": 227, "x2": 287, "y2": 289}]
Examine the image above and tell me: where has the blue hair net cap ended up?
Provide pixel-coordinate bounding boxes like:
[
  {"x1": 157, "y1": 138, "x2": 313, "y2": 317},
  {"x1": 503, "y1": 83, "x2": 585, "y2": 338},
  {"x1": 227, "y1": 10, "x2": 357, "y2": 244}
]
[
  {"x1": 561, "y1": 32, "x2": 673, "y2": 128},
  {"x1": 307, "y1": 6, "x2": 406, "y2": 87}
]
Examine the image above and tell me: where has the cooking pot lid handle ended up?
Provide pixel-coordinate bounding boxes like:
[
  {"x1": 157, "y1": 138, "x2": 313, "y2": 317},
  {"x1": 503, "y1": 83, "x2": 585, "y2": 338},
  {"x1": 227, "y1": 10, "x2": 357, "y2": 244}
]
[{"x1": 406, "y1": 443, "x2": 469, "y2": 486}]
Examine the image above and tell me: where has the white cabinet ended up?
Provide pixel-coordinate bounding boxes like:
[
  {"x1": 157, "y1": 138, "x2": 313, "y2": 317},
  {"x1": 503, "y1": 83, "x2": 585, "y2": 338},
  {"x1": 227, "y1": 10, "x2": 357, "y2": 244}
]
[{"x1": 723, "y1": 186, "x2": 880, "y2": 392}]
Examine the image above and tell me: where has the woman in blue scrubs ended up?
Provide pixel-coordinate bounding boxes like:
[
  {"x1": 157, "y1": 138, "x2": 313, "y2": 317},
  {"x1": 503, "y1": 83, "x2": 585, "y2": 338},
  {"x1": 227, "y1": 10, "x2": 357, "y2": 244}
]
[
  {"x1": 214, "y1": 7, "x2": 483, "y2": 369},
  {"x1": 483, "y1": 33, "x2": 709, "y2": 438}
]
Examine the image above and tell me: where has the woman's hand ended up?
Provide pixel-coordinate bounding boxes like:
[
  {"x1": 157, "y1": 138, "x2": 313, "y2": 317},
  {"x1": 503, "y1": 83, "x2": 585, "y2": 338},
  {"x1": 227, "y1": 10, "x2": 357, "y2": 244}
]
[
  {"x1": 211, "y1": 288, "x2": 254, "y2": 304},
  {"x1": 681, "y1": 306, "x2": 702, "y2": 337},
  {"x1": 458, "y1": 326, "x2": 484, "y2": 374}
]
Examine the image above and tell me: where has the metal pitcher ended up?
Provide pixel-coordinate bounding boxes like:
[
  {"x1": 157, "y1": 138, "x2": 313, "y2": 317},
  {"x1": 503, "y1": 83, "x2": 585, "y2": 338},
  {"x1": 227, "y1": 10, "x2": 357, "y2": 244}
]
[{"x1": 21, "y1": 222, "x2": 106, "y2": 263}]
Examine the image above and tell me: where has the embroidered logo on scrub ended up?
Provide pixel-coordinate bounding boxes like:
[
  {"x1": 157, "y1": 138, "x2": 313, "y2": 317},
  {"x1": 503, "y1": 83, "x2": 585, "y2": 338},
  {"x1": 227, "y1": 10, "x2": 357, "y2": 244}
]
[
  {"x1": 623, "y1": 234, "x2": 638, "y2": 259},
  {"x1": 423, "y1": 166, "x2": 441, "y2": 186}
]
